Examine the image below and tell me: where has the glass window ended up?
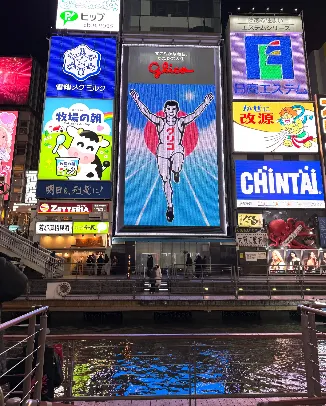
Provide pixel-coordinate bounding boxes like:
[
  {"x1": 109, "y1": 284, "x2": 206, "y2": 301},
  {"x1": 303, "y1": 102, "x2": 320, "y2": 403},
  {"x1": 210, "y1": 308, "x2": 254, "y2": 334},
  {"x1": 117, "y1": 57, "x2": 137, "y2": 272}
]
[{"x1": 152, "y1": 0, "x2": 188, "y2": 17}]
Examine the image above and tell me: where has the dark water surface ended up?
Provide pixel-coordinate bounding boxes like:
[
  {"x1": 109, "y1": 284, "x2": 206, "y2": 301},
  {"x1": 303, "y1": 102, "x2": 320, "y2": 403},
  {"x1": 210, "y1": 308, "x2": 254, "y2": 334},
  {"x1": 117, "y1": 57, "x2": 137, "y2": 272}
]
[{"x1": 44, "y1": 311, "x2": 323, "y2": 396}]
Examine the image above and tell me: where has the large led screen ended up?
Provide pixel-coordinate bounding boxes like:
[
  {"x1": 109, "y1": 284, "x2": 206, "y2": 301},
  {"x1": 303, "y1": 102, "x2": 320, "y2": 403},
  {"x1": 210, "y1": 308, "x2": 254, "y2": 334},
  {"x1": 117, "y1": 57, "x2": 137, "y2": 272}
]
[
  {"x1": 56, "y1": 0, "x2": 120, "y2": 32},
  {"x1": 36, "y1": 97, "x2": 113, "y2": 200},
  {"x1": 0, "y1": 58, "x2": 32, "y2": 105},
  {"x1": 233, "y1": 101, "x2": 318, "y2": 153},
  {"x1": 230, "y1": 32, "x2": 309, "y2": 100},
  {"x1": 0, "y1": 111, "x2": 18, "y2": 201},
  {"x1": 235, "y1": 160, "x2": 325, "y2": 208},
  {"x1": 47, "y1": 36, "x2": 116, "y2": 100},
  {"x1": 116, "y1": 46, "x2": 226, "y2": 236}
]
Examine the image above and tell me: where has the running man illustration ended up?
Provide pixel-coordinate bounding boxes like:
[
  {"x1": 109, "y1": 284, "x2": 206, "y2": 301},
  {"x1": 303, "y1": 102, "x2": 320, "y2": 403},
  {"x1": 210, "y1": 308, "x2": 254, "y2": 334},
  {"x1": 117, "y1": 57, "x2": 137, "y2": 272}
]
[{"x1": 130, "y1": 89, "x2": 214, "y2": 222}]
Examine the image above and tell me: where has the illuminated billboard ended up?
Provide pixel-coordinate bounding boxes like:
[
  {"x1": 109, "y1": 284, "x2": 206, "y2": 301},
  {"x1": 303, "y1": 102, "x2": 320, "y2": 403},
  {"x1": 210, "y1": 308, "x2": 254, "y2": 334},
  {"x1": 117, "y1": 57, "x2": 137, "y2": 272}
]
[
  {"x1": 55, "y1": 0, "x2": 120, "y2": 32},
  {"x1": 35, "y1": 221, "x2": 109, "y2": 234},
  {"x1": 36, "y1": 222, "x2": 73, "y2": 235},
  {"x1": 233, "y1": 101, "x2": 318, "y2": 153},
  {"x1": 235, "y1": 160, "x2": 325, "y2": 208},
  {"x1": 116, "y1": 45, "x2": 226, "y2": 237},
  {"x1": 36, "y1": 97, "x2": 113, "y2": 200},
  {"x1": 229, "y1": 15, "x2": 303, "y2": 33},
  {"x1": 0, "y1": 58, "x2": 32, "y2": 105},
  {"x1": 230, "y1": 32, "x2": 309, "y2": 100},
  {"x1": 0, "y1": 111, "x2": 18, "y2": 201},
  {"x1": 25, "y1": 171, "x2": 37, "y2": 204},
  {"x1": 72, "y1": 221, "x2": 109, "y2": 234},
  {"x1": 37, "y1": 202, "x2": 109, "y2": 214},
  {"x1": 47, "y1": 36, "x2": 116, "y2": 99}
]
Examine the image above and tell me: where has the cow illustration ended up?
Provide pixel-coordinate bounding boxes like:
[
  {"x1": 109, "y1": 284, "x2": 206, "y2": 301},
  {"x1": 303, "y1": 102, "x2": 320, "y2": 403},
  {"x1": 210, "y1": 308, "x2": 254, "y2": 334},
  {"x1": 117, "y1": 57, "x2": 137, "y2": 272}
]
[{"x1": 55, "y1": 126, "x2": 110, "y2": 180}]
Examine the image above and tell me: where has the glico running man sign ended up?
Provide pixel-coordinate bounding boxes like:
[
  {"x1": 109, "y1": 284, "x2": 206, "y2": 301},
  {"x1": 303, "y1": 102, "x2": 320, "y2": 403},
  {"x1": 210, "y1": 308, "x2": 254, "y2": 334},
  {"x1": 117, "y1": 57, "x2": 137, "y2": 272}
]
[
  {"x1": 235, "y1": 160, "x2": 325, "y2": 208},
  {"x1": 115, "y1": 45, "x2": 226, "y2": 237}
]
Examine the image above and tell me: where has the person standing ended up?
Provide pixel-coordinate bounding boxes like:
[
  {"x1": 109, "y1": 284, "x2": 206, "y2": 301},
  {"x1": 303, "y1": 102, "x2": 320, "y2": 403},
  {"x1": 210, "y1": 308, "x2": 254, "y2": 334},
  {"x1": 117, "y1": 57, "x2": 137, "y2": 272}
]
[
  {"x1": 104, "y1": 254, "x2": 110, "y2": 276},
  {"x1": 155, "y1": 264, "x2": 162, "y2": 293},
  {"x1": 185, "y1": 253, "x2": 193, "y2": 278},
  {"x1": 194, "y1": 254, "x2": 202, "y2": 278},
  {"x1": 148, "y1": 266, "x2": 156, "y2": 294},
  {"x1": 147, "y1": 254, "x2": 154, "y2": 277},
  {"x1": 97, "y1": 255, "x2": 105, "y2": 275},
  {"x1": 202, "y1": 255, "x2": 207, "y2": 276}
]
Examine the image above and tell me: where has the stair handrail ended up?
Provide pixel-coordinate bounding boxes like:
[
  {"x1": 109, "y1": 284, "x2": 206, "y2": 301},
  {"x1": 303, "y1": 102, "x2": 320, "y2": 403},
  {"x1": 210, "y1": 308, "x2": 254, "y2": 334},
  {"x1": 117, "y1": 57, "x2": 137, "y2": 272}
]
[{"x1": 0, "y1": 225, "x2": 63, "y2": 276}]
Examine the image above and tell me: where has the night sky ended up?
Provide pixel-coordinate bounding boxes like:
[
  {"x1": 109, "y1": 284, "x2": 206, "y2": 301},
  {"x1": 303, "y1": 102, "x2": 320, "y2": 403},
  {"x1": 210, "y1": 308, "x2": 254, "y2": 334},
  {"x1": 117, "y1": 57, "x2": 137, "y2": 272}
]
[{"x1": 0, "y1": 0, "x2": 324, "y2": 68}]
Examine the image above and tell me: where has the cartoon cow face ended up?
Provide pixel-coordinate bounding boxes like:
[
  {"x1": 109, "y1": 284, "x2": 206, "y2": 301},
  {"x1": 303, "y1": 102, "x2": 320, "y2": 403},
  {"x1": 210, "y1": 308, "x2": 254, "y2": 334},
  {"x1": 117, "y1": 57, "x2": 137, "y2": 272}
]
[{"x1": 66, "y1": 126, "x2": 109, "y2": 164}]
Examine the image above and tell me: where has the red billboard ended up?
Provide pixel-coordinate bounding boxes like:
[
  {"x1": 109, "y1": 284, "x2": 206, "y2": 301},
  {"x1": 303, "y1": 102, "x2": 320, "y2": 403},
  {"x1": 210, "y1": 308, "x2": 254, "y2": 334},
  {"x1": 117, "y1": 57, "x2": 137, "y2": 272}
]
[
  {"x1": 0, "y1": 57, "x2": 32, "y2": 105},
  {"x1": 38, "y1": 202, "x2": 109, "y2": 214},
  {"x1": 0, "y1": 111, "x2": 18, "y2": 200}
]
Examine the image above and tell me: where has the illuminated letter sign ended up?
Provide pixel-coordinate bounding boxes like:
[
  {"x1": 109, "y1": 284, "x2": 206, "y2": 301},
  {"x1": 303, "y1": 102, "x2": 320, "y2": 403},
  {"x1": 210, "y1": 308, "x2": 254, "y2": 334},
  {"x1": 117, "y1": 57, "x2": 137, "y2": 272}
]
[
  {"x1": 235, "y1": 160, "x2": 325, "y2": 208},
  {"x1": 148, "y1": 62, "x2": 195, "y2": 79}
]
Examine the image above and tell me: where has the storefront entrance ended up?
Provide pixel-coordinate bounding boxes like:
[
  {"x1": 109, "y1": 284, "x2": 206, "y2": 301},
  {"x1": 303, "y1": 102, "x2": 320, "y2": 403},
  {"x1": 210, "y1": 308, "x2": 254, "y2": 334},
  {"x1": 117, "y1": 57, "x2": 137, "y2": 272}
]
[{"x1": 136, "y1": 241, "x2": 211, "y2": 273}]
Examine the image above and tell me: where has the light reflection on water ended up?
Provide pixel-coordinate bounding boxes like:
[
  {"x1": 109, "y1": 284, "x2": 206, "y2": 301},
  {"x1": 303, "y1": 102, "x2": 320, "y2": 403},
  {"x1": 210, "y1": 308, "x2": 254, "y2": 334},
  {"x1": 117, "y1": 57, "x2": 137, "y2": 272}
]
[
  {"x1": 54, "y1": 338, "x2": 307, "y2": 396},
  {"x1": 50, "y1": 316, "x2": 317, "y2": 396}
]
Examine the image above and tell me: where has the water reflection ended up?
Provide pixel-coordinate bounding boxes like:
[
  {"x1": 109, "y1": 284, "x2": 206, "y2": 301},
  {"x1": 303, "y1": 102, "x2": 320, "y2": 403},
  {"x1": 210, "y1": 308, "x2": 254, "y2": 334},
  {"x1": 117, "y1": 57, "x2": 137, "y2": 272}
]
[{"x1": 57, "y1": 338, "x2": 305, "y2": 396}]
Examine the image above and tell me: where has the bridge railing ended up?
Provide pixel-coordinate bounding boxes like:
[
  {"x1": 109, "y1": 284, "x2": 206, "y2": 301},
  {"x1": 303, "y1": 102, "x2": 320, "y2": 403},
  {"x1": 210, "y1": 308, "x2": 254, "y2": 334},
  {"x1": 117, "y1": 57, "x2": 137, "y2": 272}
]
[
  {"x1": 21, "y1": 272, "x2": 326, "y2": 300},
  {"x1": 297, "y1": 304, "x2": 326, "y2": 399},
  {"x1": 0, "y1": 306, "x2": 48, "y2": 406},
  {"x1": 2, "y1": 332, "x2": 322, "y2": 402}
]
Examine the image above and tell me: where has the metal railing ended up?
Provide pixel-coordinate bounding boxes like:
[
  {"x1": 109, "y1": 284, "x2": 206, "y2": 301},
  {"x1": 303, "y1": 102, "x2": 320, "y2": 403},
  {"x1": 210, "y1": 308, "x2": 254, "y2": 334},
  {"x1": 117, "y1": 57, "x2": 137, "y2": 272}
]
[
  {"x1": 297, "y1": 305, "x2": 326, "y2": 399},
  {"x1": 21, "y1": 272, "x2": 326, "y2": 300},
  {"x1": 0, "y1": 306, "x2": 48, "y2": 406},
  {"x1": 0, "y1": 225, "x2": 63, "y2": 277},
  {"x1": 2, "y1": 332, "x2": 323, "y2": 403}
]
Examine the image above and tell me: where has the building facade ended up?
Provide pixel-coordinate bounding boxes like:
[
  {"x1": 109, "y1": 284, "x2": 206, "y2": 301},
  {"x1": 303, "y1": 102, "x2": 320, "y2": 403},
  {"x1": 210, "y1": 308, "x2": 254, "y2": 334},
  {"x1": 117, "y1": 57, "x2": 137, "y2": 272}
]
[
  {"x1": 0, "y1": 57, "x2": 46, "y2": 232},
  {"x1": 308, "y1": 44, "x2": 326, "y2": 96}
]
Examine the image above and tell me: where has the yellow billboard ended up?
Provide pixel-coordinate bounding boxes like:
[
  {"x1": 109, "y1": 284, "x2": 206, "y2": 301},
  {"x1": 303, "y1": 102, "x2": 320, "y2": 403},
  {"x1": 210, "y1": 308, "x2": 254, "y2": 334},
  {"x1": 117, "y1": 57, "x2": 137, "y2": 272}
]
[
  {"x1": 238, "y1": 213, "x2": 263, "y2": 228},
  {"x1": 233, "y1": 102, "x2": 318, "y2": 153}
]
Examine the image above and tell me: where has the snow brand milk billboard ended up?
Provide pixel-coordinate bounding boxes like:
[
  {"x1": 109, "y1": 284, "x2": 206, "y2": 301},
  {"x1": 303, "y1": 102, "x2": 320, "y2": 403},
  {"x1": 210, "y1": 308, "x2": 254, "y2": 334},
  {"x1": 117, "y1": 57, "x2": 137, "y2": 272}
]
[{"x1": 37, "y1": 36, "x2": 116, "y2": 199}]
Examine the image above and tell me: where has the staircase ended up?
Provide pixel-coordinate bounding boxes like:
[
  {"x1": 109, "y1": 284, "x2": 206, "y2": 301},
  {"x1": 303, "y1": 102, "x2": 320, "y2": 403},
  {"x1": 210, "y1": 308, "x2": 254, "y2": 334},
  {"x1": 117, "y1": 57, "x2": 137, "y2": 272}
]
[{"x1": 0, "y1": 224, "x2": 63, "y2": 277}]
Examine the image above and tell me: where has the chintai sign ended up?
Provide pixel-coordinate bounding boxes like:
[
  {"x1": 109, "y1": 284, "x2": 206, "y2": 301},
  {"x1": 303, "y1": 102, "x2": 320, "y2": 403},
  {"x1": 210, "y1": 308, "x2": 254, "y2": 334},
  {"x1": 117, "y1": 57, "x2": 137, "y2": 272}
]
[{"x1": 235, "y1": 160, "x2": 325, "y2": 208}]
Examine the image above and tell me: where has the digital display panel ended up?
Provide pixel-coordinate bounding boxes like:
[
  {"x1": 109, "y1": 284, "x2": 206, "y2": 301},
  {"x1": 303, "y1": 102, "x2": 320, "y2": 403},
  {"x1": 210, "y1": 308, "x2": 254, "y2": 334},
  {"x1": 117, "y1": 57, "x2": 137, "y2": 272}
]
[
  {"x1": 55, "y1": 0, "x2": 120, "y2": 32},
  {"x1": 47, "y1": 36, "x2": 116, "y2": 100},
  {"x1": 37, "y1": 97, "x2": 113, "y2": 200},
  {"x1": 116, "y1": 46, "x2": 226, "y2": 236},
  {"x1": 230, "y1": 32, "x2": 309, "y2": 100},
  {"x1": 235, "y1": 160, "x2": 325, "y2": 208},
  {"x1": 0, "y1": 111, "x2": 18, "y2": 201},
  {"x1": 0, "y1": 58, "x2": 32, "y2": 105},
  {"x1": 233, "y1": 101, "x2": 318, "y2": 153}
]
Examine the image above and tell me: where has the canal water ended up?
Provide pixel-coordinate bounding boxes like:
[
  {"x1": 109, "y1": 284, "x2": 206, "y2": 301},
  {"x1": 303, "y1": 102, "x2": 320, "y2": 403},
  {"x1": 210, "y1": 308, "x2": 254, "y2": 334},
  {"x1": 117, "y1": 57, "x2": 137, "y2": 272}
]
[{"x1": 44, "y1": 311, "x2": 326, "y2": 397}]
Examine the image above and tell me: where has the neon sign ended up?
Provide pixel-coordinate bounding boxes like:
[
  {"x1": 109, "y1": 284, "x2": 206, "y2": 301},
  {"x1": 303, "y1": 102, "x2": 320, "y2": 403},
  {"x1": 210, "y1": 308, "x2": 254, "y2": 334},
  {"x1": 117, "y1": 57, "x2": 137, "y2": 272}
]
[{"x1": 148, "y1": 62, "x2": 194, "y2": 79}]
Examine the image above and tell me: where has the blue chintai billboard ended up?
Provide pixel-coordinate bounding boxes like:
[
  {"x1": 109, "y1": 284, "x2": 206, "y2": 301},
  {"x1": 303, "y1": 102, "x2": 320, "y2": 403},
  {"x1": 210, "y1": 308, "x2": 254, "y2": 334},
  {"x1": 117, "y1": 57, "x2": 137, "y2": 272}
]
[{"x1": 235, "y1": 160, "x2": 325, "y2": 208}]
